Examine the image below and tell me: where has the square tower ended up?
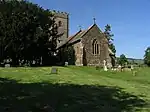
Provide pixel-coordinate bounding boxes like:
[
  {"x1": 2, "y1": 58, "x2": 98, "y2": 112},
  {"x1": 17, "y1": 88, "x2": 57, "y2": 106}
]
[{"x1": 53, "y1": 11, "x2": 69, "y2": 43}]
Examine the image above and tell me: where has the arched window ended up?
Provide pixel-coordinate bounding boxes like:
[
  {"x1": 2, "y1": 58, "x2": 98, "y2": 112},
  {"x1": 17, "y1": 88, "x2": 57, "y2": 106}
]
[
  {"x1": 97, "y1": 44, "x2": 99, "y2": 54},
  {"x1": 92, "y1": 39, "x2": 100, "y2": 55}
]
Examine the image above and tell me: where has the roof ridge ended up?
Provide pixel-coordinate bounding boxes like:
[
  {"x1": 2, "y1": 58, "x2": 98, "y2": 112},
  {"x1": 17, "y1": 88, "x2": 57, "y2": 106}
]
[
  {"x1": 67, "y1": 30, "x2": 82, "y2": 43},
  {"x1": 68, "y1": 24, "x2": 101, "y2": 46},
  {"x1": 69, "y1": 30, "x2": 81, "y2": 38},
  {"x1": 79, "y1": 24, "x2": 95, "y2": 38}
]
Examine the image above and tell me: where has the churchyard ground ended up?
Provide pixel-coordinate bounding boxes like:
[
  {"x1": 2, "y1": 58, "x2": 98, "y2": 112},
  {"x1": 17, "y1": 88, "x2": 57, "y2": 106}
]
[{"x1": 0, "y1": 66, "x2": 150, "y2": 112}]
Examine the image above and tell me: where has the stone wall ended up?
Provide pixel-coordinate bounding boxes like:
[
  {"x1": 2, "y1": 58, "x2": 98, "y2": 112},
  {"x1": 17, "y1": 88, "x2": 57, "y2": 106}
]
[
  {"x1": 81, "y1": 25, "x2": 110, "y2": 67},
  {"x1": 74, "y1": 42, "x2": 83, "y2": 66},
  {"x1": 54, "y1": 12, "x2": 69, "y2": 43}
]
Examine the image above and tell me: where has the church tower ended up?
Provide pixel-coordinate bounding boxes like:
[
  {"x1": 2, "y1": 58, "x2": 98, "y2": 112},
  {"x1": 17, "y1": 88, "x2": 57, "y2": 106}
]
[{"x1": 53, "y1": 11, "x2": 69, "y2": 43}]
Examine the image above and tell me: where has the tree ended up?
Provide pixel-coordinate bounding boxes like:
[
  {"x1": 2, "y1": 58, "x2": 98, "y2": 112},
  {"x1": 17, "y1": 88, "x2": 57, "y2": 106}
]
[
  {"x1": 67, "y1": 46, "x2": 76, "y2": 65},
  {"x1": 0, "y1": 0, "x2": 58, "y2": 66},
  {"x1": 104, "y1": 24, "x2": 116, "y2": 54},
  {"x1": 144, "y1": 47, "x2": 150, "y2": 66},
  {"x1": 118, "y1": 54, "x2": 128, "y2": 66},
  {"x1": 56, "y1": 46, "x2": 76, "y2": 65}
]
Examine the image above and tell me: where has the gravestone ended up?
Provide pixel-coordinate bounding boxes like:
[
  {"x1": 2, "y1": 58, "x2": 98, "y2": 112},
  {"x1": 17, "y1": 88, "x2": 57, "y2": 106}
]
[
  {"x1": 5, "y1": 64, "x2": 10, "y2": 68},
  {"x1": 5, "y1": 59, "x2": 10, "y2": 67},
  {"x1": 118, "y1": 65, "x2": 122, "y2": 71},
  {"x1": 32, "y1": 60, "x2": 36, "y2": 65},
  {"x1": 103, "y1": 60, "x2": 108, "y2": 71},
  {"x1": 131, "y1": 65, "x2": 134, "y2": 70},
  {"x1": 51, "y1": 67, "x2": 58, "y2": 74},
  {"x1": 65, "y1": 62, "x2": 68, "y2": 66}
]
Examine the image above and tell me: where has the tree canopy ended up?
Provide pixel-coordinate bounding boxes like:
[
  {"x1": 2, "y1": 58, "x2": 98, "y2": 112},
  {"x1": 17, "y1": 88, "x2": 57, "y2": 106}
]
[
  {"x1": 118, "y1": 54, "x2": 128, "y2": 66},
  {"x1": 144, "y1": 47, "x2": 150, "y2": 66},
  {"x1": 104, "y1": 24, "x2": 116, "y2": 54},
  {"x1": 0, "y1": 0, "x2": 58, "y2": 66}
]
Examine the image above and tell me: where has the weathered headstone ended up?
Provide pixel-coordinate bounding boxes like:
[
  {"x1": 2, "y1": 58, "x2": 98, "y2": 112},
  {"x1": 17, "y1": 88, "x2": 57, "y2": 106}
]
[
  {"x1": 51, "y1": 67, "x2": 58, "y2": 74},
  {"x1": 107, "y1": 62, "x2": 112, "y2": 69},
  {"x1": 65, "y1": 62, "x2": 68, "y2": 66},
  {"x1": 131, "y1": 65, "x2": 134, "y2": 70},
  {"x1": 118, "y1": 65, "x2": 122, "y2": 71},
  {"x1": 32, "y1": 60, "x2": 36, "y2": 65},
  {"x1": 5, "y1": 64, "x2": 10, "y2": 68},
  {"x1": 103, "y1": 60, "x2": 108, "y2": 71}
]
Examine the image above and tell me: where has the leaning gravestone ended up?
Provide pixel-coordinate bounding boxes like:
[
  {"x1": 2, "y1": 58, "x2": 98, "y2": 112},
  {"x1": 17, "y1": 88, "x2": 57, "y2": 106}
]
[{"x1": 51, "y1": 67, "x2": 58, "y2": 74}]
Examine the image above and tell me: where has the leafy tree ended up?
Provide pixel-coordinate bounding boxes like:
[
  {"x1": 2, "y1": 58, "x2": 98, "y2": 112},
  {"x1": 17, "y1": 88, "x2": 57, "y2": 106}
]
[
  {"x1": 144, "y1": 47, "x2": 150, "y2": 66},
  {"x1": 67, "y1": 46, "x2": 76, "y2": 65},
  {"x1": 118, "y1": 54, "x2": 128, "y2": 66},
  {"x1": 56, "y1": 46, "x2": 76, "y2": 65},
  {"x1": 104, "y1": 24, "x2": 116, "y2": 54},
  {"x1": 0, "y1": 0, "x2": 58, "y2": 66}
]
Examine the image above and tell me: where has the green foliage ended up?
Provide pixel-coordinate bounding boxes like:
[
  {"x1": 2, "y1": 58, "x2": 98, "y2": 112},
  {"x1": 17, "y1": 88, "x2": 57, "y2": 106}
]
[
  {"x1": 104, "y1": 24, "x2": 114, "y2": 41},
  {"x1": 109, "y1": 43, "x2": 116, "y2": 55},
  {"x1": 104, "y1": 24, "x2": 116, "y2": 54},
  {"x1": 67, "y1": 46, "x2": 76, "y2": 65},
  {"x1": 57, "y1": 46, "x2": 76, "y2": 65},
  {"x1": 118, "y1": 54, "x2": 128, "y2": 66},
  {"x1": 144, "y1": 47, "x2": 150, "y2": 66},
  {"x1": 0, "y1": 0, "x2": 58, "y2": 66}
]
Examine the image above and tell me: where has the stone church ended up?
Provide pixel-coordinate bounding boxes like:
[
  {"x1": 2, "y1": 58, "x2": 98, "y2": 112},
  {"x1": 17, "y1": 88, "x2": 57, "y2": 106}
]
[{"x1": 53, "y1": 11, "x2": 114, "y2": 67}]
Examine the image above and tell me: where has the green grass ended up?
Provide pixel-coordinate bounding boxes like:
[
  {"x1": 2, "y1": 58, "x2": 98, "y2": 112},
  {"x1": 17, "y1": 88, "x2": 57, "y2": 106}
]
[{"x1": 0, "y1": 66, "x2": 150, "y2": 112}]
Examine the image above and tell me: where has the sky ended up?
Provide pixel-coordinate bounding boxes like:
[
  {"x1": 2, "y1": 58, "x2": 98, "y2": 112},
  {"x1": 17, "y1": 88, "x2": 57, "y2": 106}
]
[{"x1": 29, "y1": 0, "x2": 150, "y2": 59}]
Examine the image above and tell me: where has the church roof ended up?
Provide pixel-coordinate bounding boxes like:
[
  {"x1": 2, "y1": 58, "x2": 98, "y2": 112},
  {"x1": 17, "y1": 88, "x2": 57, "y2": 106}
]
[
  {"x1": 56, "y1": 23, "x2": 115, "y2": 56},
  {"x1": 68, "y1": 24, "x2": 115, "y2": 55},
  {"x1": 68, "y1": 24, "x2": 97, "y2": 44},
  {"x1": 56, "y1": 30, "x2": 82, "y2": 50},
  {"x1": 69, "y1": 30, "x2": 86, "y2": 43}
]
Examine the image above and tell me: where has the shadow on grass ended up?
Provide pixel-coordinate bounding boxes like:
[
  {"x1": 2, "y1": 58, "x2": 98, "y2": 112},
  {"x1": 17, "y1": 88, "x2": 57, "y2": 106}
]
[{"x1": 0, "y1": 78, "x2": 148, "y2": 112}]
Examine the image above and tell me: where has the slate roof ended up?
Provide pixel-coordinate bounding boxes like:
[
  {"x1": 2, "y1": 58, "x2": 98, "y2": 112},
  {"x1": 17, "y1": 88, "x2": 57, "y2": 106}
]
[{"x1": 56, "y1": 28, "x2": 85, "y2": 50}]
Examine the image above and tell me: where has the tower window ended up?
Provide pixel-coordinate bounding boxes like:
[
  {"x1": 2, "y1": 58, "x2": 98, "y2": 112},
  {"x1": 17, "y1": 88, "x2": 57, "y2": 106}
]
[{"x1": 58, "y1": 21, "x2": 62, "y2": 27}]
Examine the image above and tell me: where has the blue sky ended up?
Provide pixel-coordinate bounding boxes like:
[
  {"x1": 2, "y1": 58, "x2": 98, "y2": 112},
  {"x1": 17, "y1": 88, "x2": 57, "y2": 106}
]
[{"x1": 30, "y1": 0, "x2": 150, "y2": 59}]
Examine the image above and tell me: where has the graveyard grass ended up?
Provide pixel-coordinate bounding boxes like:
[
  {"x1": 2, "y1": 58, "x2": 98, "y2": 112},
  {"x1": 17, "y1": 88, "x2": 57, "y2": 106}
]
[{"x1": 0, "y1": 66, "x2": 150, "y2": 112}]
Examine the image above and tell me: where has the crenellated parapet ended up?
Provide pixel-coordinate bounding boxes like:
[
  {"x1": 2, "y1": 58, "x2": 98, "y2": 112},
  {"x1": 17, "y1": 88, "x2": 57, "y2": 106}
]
[{"x1": 52, "y1": 10, "x2": 69, "y2": 19}]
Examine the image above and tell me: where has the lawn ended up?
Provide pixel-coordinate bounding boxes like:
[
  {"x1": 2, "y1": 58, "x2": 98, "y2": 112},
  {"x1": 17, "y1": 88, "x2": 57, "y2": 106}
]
[{"x1": 0, "y1": 66, "x2": 150, "y2": 112}]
